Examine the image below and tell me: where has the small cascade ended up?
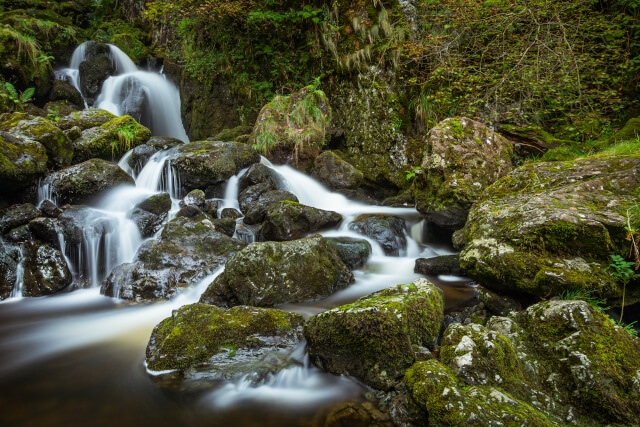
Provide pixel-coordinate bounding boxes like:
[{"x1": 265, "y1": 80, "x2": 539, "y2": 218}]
[
  {"x1": 9, "y1": 244, "x2": 25, "y2": 299},
  {"x1": 108, "y1": 45, "x2": 138, "y2": 74},
  {"x1": 219, "y1": 172, "x2": 243, "y2": 215},
  {"x1": 135, "y1": 151, "x2": 181, "y2": 198},
  {"x1": 117, "y1": 149, "x2": 135, "y2": 177},
  {"x1": 36, "y1": 178, "x2": 56, "y2": 208}
]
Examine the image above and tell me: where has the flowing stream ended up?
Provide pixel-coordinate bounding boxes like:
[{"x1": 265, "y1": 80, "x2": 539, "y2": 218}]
[{"x1": 0, "y1": 45, "x2": 477, "y2": 426}]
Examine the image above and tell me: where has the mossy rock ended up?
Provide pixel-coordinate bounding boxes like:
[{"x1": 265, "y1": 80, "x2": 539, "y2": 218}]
[
  {"x1": 260, "y1": 200, "x2": 343, "y2": 241},
  {"x1": 0, "y1": 242, "x2": 18, "y2": 300},
  {"x1": 414, "y1": 117, "x2": 513, "y2": 233},
  {"x1": 72, "y1": 115, "x2": 151, "y2": 163},
  {"x1": 109, "y1": 32, "x2": 147, "y2": 64},
  {"x1": 57, "y1": 108, "x2": 116, "y2": 131},
  {"x1": 211, "y1": 125, "x2": 253, "y2": 142},
  {"x1": 45, "y1": 158, "x2": 135, "y2": 205},
  {"x1": 172, "y1": 140, "x2": 260, "y2": 193},
  {"x1": 242, "y1": 189, "x2": 298, "y2": 225},
  {"x1": 310, "y1": 150, "x2": 364, "y2": 191},
  {"x1": 0, "y1": 131, "x2": 48, "y2": 195},
  {"x1": 49, "y1": 79, "x2": 83, "y2": 107},
  {"x1": 129, "y1": 192, "x2": 171, "y2": 237},
  {"x1": 326, "y1": 237, "x2": 372, "y2": 269},
  {"x1": 0, "y1": 113, "x2": 72, "y2": 169},
  {"x1": 304, "y1": 278, "x2": 445, "y2": 391},
  {"x1": 21, "y1": 240, "x2": 72, "y2": 297},
  {"x1": 145, "y1": 303, "x2": 305, "y2": 375},
  {"x1": 609, "y1": 117, "x2": 640, "y2": 143},
  {"x1": 348, "y1": 214, "x2": 407, "y2": 256},
  {"x1": 200, "y1": 234, "x2": 353, "y2": 308},
  {"x1": 458, "y1": 155, "x2": 640, "y2": 303},
  {"x1": 128, "y1": 136, "x2": 182, "y2": 174}
]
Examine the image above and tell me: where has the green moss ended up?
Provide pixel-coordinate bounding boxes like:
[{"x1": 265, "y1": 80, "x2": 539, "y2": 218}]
[{"x1": 72, "y1": 115, "x2": 150, "y2": 163}]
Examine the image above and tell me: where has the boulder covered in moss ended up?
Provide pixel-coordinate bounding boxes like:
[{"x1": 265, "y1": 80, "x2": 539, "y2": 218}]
[
  {"x1": 171, "y1": 140, "x2": 259, "y2": 193},
  {"x1": 72, "y1": 115, "x2": 151, "y2": 163},
  {"x1": 348, "y1": 214, "x2": 407, "y2": 256},
  {"x1": 200, "y1": 235, "x2": 353, "y2": 308},
  {"x1": 456, "y1": 155, "x2": 640, "y2": 302},
  {"x1": 0, "y1": 113, "x2": 72, "y2": 169},
  {"x1": 45, "y1": 158, "x2": 135, "y2": 205},
  {"x1": 21, "y1": 240, "x2": 72, "y2": 297},
  {"x1": 310, "y1": 151, "x2": 364, "y2": 191},
  {"x1": 242, "y1": 189, "x2": 298, "y2": 225},
  {"x1": 405, "y1": 299, "x2": 640, "y2": 425},
  {"x1": 129, "y1": 192, "x2": 171, "y2": 237},
  {"x1": 414, "y1": 117, "x2": 513, "y2": 234},
  {"x1": 49, "y1": 79, "x2": 84, "y2": 107},
  {"x1": 304, "y1": 279, "x2": 445, "y2": 390},
  {"x1": 326, "y1": 237, "x2": 372, "y2": 269},
  {"x1": 145, "y1": 303, "x2": 304, "y2": 379},
  {"x1": 102, "y1": 214, "x2": 246, "y2": 303},
  {"x1": 250, "y1": 84, "x2": 331, "y2": 166},
  {"x1": 609, "y1": 117, "x2": 640, "y2": 143},
  {"x1": 0, "y1": 131, "x2": 48, "y2": 196},
  {"x1": 260, "y1": 201, "x2": 343, "y2": 241},
  {"x1": 57, "y1": 108, "x2": 116, "y2": 131}
]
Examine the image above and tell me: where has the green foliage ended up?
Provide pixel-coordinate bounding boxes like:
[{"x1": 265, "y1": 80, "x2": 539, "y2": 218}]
[
  {"x1": 0, "y1": 82, "x2": 35, "y2": 111},
  {"x1": 405, "y1": 166, "x2": 421, "y2": 182},
  {"x1": 609, "y1": 254, "x2": 640, "y2": 322},
  {"x1": 114, "y1": 123, "x2": 138, "y2": 157},
  {"x1": 559, "y1": 287, "x2": 610, "y2": 313}
]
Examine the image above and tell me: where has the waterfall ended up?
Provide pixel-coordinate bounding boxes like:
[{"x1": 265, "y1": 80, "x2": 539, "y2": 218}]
[{"x1": 8, "y1": 244, "x2": 24, "y2": 299}]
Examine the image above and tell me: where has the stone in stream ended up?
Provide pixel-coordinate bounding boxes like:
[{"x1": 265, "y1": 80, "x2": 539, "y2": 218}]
[
  {"x1": 145, "y1": 303, "x2": 304, "y2": 381},
  {"x1": 21, "y1": 240, "x2": 72, "y2": 297},
  {"x1": 78, "y1": 43, "x2": 114, "y2": 105},
  {"x1": 0, "y1": 130, "x2": 48, "y2": 197},
  {"x1": 326, "y1": 237, "x2": 372, "y2": 270},
  {"x1": 0, "y1": 242, "x2": 18, "y2": 300},
  {"x1": 180, "y1": 189, "x2": 205, "y2": 210},
  {"x1": 44, "y1": 158, "x2": 135, "y2": 206},
  {"x1": 404, "y1": 299, "x2": 640, "y2": 425},
  {"x1": 414, "y1": 254, "x2": 461, "y2": 276},
  {"x1": 0, "y1": 203, "x2": 40, "y2": 233},
  {"x1": 129, "y1": 192, "x2": 171, "y2": 238},
  {"x1": 127, "y1": 136, "x2": 183, "y2": 174},
  {"x1": 238, "y1": 163, "x2": 283, "y2": 194},
  {"x1": 310, "y1": 150, "x2": 364, "y2": 191},
  {"x1": 348, "y1": 214, "x2": 407, "y2": 256},
  {"x1": 304, "y1": 278, "x2": 445, "y2": 391},
  {"x1": 242, "y1": 190, "x2": 298, "y2": 225},
  {"x1": 456, "y1": 154, "x2": 640, "y2": 303},
  {"x1": 200, "y1": 235, "x2": 353, "y2": 308},
  {"x1": 260, "y1": 201, "x2": 343, "y2": 241},
  {"x1": 102, "y1": 214, "x2": 246, "y2": 303}
]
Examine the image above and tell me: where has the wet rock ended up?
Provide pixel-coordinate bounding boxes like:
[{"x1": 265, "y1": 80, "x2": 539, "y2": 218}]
[
  {"x1": 311, "y1": 151, "x2": 363, "y2": 191},
  {"x1": 22, "y1": 240, "x2": 72, "y2": 297},
  {"x1": 72, "y1": 115, "x2": 151, "y2": 163},
  {"x1": 238, "y1": 182, "x2": 275, "y2": 213},
  {"x1": 145, "y1": 303, "x2": 304, "y2": 379},
  {"x1": 44, "y1": 101, "x2": 80, "y2": 120},
  {"x1": 200, "y1": 235, "x2": 353, "y2": 308},
  {"x1": 414, "y1": 117, "x2": 513, "y2": 234},
  {"x1": 102, "y1": 215, "x2": 246, "y2": 303},
  {"x1": 0, "y1": 113, "x2": 73, "y2": 169},
  {"x1": 348, "y1": 214, "x2": 407, "y2": 256},
  {"x1": 28, "y1": 217, "x2": 59, "y2": 246},
  {"x1": 136, "y1": 192, "x2": 172, "y2": 216},
  {"x1": 405, "y1": 299, "x2": 640, "y2": 425},
  {"x1": 243, "y1": 190, "x2": 298, "y2": 225},
  {"x1": 5, "y1": 225, "x2": 32, "y2": 242},
  {"x1": 478, "y1": 287, "x2": 520, "y2": 316},
  {"x1": 79, "y1": 52, "x2": 115, "y2": 105},
  {"x1": 326, "y1": 237, "x2": 372, "y2": 269},
  {"x1": 129, "y1": 193, "x2": 171, "y2": 237},
  {"x1": 172, "y1": 141, "x2": 259, "y2": 193},
  {"x1": 304, "y1": 279, "x2": 445, "y2": 390},
  {"x1": 175, "y1": 205, "x2": 203, "y2": 218},
  {"x1": 212, "y1": 218, "x2": 236, "y2": 237},
  {"x1": 457, "y1": 155, "x2": 640, "y2": 302},
  {"x1": 238, "y1": 163, "x2": 282, "y2": 194},
  {"x1": 45, "y1": 159, "x2": 135, "y2": 205},
  {"x1": 39, "y1": 200, "x2": 62, "y2": 218},
  {"x1": 0, "y1": 203, "x2": 40, "y2": 233},
  {"x1": 260, "y1": 201, "x2": 343, "y2": 241},
  {"x1": 210, "y1": 125, "x2": 253, "y2": 142},
  {"x1": 180, "y1": 189, "x2": 205, "y2": 210},
  {"x1": 204, "y1": 199, "x2": 221, "y2": 218},
  {"x1": 221, "y1": 208, "x2": 242, "y2": 220},
  {"x1": 0, "y1": 242, "x2": 18, "y2": 300},
  {"x1": 316, "y1": 402, "x2": 372, "y2": 427},
  {"x1": 414, "y1": 255, "x2": 461, "y2": 276},
  {"x1": 127, "y1": 136, "x2": 182, "y2": 174},
  {"x1": 0, "y1": 131, "x2": 48, "y2": 196},
  {"x1": 49, "y1": 79, "x2": 84, "y2": 107},
  {"x1": 57, "y1": 108, "x2": 116, "y2": 131},
  {"x1": 63, "y1": 126, "x2": 82, "y2": 142}
]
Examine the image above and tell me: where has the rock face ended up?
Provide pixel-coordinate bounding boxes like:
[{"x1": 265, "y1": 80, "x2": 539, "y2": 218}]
[
  {"x1": 405, "y1": 300, "x2": 640, "y2": 426},
  {"x1": 349, "y1": 214, "x2": 407, "y2": 256},
  {"x1": 414, "y1": 117, "x2": 513, "y2": 233},
  {"x1": 311, "y1": 151, "x2": 364, "y2": 191},
  {"x1": 260, "y1": 201, "x2": 343, "y2": 241},
  {"x1": 145, "y1": 303, "x2": 304, "y2": 379},
  {"x1": 250, "y1": 85, "x2": 331, "y2": 166},
  {"x1": 457, "y1": 155, "x2": 640, "y2": 302},
  {"x1": 0, "y1": 113, "x2": 73, "y2": 169},
  {"x1": 0, "y1": 131, "x2": 48, "y2": 196},
  {"x1": 304, "y1": 279, "x2": 445, "y2": 390},
  {"x1": 102, "y1": 214, "x2": 246, "y2": 303},
  {"x1": 171, "y1": 140, "x2": 259, "y2": 193},
  {"x1": 200, "y1": 235, "x2": 353, "y2": 308},
  {"x1": 72, "y1": 115, "x2": 151, "y2": 163},
  {"x1": 0, "y1": 204, "x2": 40, "y2": 233},
  {"x1": 45, "y1": 159, "x2": 135, "y2": 205}
]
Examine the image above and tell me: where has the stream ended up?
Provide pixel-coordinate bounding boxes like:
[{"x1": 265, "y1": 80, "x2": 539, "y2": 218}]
[{"x1": 0, "y1": 43, "x2": 477, "y2": 426}]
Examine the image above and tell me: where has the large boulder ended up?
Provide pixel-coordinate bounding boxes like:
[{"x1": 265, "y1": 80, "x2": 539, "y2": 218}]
[
  {"x1": 0, "y1": 113, "x2": 73, "y2": 169},
  {"x1": 44, "y1": 159, "x2": 135, "y2": 205},
  {"x1": 21, "y1": 240, "x2": 72, "y2": 297},
  {"x1": 238, "y1": 163, "x2": 282, "y2": 194},
  {"x1": 72, "y1": 115, "x2": 151, "y2": 163},
  {"x1": 49, "y1": 79, "x2": 84, "y2": 107},
  {"x1": 171, "y1": 140, "x2": 259, "y2": 193},
  {"x1": 260, "y1": 201, "x2": 343, "y2": 241},
  {"x1": 0, "y1": 131, "x2": 48, "y2": 196},
  {"x1": 127, "y1": 136, "x2": 182, "y2": 174},
  {"x1": 348, "y1": 214, "x2": 407, "y2": 256},
  {"x1": 250, "y1": 84, "x2": 331, "y2": 167},
  {"x1": 242, "y1": 190, "x2": 298, "y2": 225},
  {"x1": 304, "y1": 279, "x2": 445, "y2": 390},
  {"x1": 414, "y1": 117, "x2": 513, "y2": 234},
  {"x1": 414, "y1": 255, "x2": 462, "y2": 276},
  {"x1": 145, "y1": 303, "x2": 304, "y2": 380},
  {"x1": 102, "y1": 214, "x2": 246, "y2": 302},
  {"x1": 200, "y1": 235, "x2": 353, "y2": 308},
  {"x1": 57, "y1": 108, "x2": 117, "y2": 131},
  {"x1": 405, "y1": 300, "x2": 640, "y2": 425},
  {"x1": 457, "y1": 155, "x2": 640, "y2": 302},
  {"x1": 311, "y1": 151, "x2": 364, "y2": 191},
  {"x1": 79, "y1": 52, "x2": 115, "y2": 105}
]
